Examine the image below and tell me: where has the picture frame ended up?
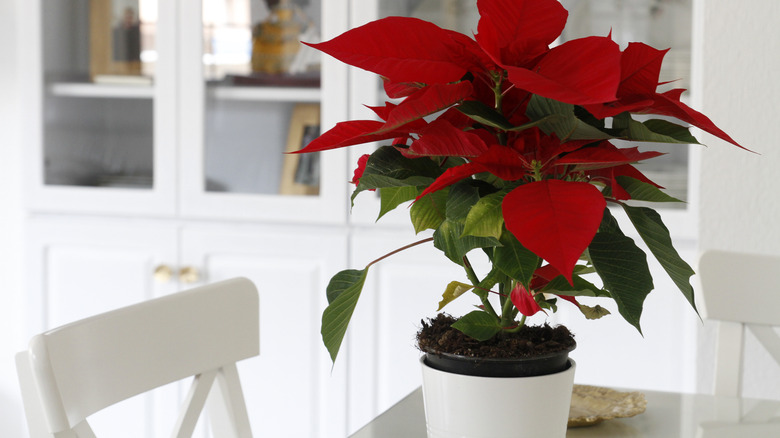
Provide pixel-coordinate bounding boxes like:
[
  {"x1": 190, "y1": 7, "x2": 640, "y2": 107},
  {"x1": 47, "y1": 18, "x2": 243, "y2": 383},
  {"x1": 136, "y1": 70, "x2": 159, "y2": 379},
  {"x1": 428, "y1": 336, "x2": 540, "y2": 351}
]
[
  {"x1": 89, "y1": 0, "x2": 144, "y2": 81},
  {"x1": 280, "y1": 104, "x2": 321, "y2": 195}
]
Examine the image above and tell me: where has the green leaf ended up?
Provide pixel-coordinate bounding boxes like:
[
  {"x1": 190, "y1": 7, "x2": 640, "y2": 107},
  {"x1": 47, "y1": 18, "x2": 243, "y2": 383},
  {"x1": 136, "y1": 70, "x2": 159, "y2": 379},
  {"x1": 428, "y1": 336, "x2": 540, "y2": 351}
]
[
  {"x1": 580, "y1": 304, "x2": 611, "y2": 320},
  {"x1": 573, "y1": 264, "x2": 597, "y2": 276},
  {"x1": 433, "y1": 220, "x2": 500, "y2": 265},
  {"x1": 462, "y1": 191, "x2": 505, "y2": 240},
  {"x1": 625, "y1": 118, "x2": 700, "y2": 144},
  {"x1": 322, "y1": 269, "x2": 369, "y2": 363},
  {"x1": 526, "y1": 95, "x2": 613, "y2": 141},
  {"x1": 537, "y1": 296, "x2": 558, "y2": 313},
  {"x1": 542, "y1": 275, "x2": 610, "y2": 298},
  {"x1": 621, "y1": 205, "x2": 698, "y2": 312},
  {"x1": 589, "y1": 232, "x2": 653, "y2": 334},
  {"x1": 451, "y1": 310, "x2": 502, "y2": 341},
  {"x1": 644, "y1": 120, "x2": 699, "y2": 143},
  {"x1": 437, "y1": 281, "x2": 474, "y2": 311},
  {"x1": 377, "y1": 186, "x2": 418, "y2": 220},
  {"x1": 368, "y1": 146, "x2": 443, "y2": 179},
  {"x1": 616, "y1": 176, "x2": 684, "y2": 203},
  {"x1": 493, "y1": 232, "x2": 539, "y2": 287},
  {"x1": 446, "y1": 181, "x2": 480, "y2": 221},
  {"x1": 599, "y1": 207, "x2": 621, "y2": 234},
  {"x1": 473, "y1": 266, "x2": 505, "y2": 301},
  {"x1": 410, "y1": 189, "x2": 448, "y2": 233},
  {"x1": 351, "y1": 146, "x2": 440, "y2": 204},
  {"x1": 358, "y1": 174, "x2": 433, "y2": 190},
  {"x1": 456, "y1": 100, "x2": 513, "y2": 130}
]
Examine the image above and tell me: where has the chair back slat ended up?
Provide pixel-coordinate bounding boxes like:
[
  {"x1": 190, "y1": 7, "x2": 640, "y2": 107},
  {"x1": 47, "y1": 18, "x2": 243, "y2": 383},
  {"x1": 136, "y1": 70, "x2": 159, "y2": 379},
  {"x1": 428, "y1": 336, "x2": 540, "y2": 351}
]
[
  {"x1": 699, "y1": 250, "x2": 780, "y2": 326},
  {"x1": 700, "y1": 250, "x2": 780, "y2": 398}
]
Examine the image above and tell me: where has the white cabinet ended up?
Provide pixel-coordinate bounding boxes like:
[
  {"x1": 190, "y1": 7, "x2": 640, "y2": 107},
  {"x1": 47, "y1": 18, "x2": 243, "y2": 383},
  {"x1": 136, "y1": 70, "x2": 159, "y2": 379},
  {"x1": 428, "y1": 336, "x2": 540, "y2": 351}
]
[
  {"x1": 18, "y1": 0, "x2": 701, "y2": 436},
  {"x1": 21, "y1": 0, "x2": 348, "y2": 223},
  {"x1": 26, "y1": 217, "x2": 349, "y2": 437}
]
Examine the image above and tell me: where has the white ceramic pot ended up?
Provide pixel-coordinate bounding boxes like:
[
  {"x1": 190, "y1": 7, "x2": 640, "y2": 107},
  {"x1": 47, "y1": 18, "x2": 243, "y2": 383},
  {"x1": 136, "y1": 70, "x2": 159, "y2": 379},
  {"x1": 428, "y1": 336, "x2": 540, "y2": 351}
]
[{"x1": 420, "y1": 357, "x2": 576, "y2": 438}]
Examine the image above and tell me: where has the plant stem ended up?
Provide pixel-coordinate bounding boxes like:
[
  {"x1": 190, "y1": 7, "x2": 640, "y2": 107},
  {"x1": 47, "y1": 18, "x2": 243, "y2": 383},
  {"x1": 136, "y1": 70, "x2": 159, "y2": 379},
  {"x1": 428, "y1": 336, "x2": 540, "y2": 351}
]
[
  {"x1": 500, "y1": 288, "x2": 515, "y2": 328},
  {"x1": 366, "y1": 237, "x2": 434, "y2": 269},
  {"x1": 463, "y1": 255, "x2": 499, "y2": 319},
  {"x1": 492, "y1": 72, "x2": 508, "y2": 146},
  {"x1": 505, "y1": 314, "x2": 527, "y2": 333},
  {"x1": 494, "y1": 76, "x2": 503, "y2": 111}
]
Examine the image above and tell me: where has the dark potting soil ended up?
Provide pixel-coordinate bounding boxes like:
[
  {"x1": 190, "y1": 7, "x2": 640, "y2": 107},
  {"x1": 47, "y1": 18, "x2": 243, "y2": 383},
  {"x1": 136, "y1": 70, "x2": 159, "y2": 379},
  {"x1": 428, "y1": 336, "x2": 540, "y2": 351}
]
[{"x1": 416, "y1": 313, "x2": 576, "y2": 359}]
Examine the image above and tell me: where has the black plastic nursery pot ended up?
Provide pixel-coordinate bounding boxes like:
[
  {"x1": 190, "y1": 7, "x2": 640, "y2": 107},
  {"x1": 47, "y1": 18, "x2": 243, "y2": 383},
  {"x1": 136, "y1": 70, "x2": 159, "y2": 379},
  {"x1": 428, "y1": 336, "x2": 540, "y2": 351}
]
[{"x1": 423, "y1": 344, "x2": 576, "y2": 378}]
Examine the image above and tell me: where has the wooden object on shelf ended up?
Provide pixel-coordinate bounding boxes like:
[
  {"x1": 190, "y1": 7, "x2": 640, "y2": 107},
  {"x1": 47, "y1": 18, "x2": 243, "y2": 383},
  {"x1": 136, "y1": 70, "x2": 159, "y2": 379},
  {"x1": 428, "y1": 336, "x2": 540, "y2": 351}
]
[
  {"x1": 280, "y1": 103, "x2": 320, "y2": 196},
  {"x1": 251, "y1": 0, "x2": 307, "y2": 74},
  {"x1": 90, "y1": 0, "x2": 144, "y2": 81},
  {"x1": 228, "y1": 72, "x2": 320, "y2": 88}
]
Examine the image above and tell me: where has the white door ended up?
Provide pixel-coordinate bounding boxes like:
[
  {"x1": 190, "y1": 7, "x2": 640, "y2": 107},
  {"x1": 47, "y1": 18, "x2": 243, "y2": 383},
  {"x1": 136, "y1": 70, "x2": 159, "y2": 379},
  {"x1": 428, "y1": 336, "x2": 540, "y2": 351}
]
[{"x1": 181, "y1": 224, "x2": 349, "y2": 437}]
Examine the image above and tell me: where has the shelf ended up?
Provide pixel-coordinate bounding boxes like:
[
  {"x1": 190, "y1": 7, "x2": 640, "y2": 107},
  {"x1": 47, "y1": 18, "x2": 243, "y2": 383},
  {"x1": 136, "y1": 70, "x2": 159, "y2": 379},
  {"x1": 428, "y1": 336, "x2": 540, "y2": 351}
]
[
  {"x1": 49, "y1": 83, "x2": 154, "y2": 99},
  {"x1": 49, "y1": 82, "x2": 321, "y2": 103},
  {"x1": 208, "y1": 85, "x2": 321, "y2": 103}
]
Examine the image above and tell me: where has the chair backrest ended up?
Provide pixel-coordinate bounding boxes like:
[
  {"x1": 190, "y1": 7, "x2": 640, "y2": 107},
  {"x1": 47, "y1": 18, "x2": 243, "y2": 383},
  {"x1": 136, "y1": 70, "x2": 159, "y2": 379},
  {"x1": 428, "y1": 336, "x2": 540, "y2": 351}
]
[
  {"x1": 16, "y1": 277, "x2": 259, "y2": 438},
  {"x1": 699, "y1": 250, "x2": 780, "y2": 397}
]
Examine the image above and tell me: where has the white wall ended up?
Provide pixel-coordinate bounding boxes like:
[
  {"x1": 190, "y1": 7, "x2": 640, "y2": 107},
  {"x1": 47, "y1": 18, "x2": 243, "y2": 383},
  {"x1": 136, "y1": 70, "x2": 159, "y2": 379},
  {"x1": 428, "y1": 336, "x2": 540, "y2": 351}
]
[
  {"x1": 0, "y1": 0, "x2": 28, "y2": 435},
  {"x1": 696, "y1": 0, "x2": 780, "y2": 399}
]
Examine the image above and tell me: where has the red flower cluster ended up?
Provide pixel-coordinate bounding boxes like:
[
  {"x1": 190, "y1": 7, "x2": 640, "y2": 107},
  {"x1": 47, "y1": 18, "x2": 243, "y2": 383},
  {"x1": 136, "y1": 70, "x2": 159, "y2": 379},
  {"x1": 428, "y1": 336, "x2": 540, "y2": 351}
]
[{"x1": 297, "y1": 0, "x2": 743, "y2": 318}]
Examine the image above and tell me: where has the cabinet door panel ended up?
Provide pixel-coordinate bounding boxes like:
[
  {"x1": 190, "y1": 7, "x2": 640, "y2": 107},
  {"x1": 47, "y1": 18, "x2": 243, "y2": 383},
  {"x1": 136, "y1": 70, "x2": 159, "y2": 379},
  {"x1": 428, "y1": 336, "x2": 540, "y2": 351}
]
[
  {"x1": 181, "y1": 226, "x2": 348, "y2": 438},
  {"x1": 27, "y1": 219, "x2": 178, "y2": 330},
  {"x1": 26, "y1": 218, "x2": 180, "y2": 438}
]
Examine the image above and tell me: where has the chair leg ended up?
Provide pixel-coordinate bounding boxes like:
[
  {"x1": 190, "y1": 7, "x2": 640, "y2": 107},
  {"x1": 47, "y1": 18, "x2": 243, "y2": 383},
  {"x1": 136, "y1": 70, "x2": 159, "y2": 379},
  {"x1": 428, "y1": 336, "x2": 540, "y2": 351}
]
[
  {"x1": 207, "y1": 364, "x2": 253, "y2": 438},
  {"x1": 16, "y1": 352, "x2": 56, "y2": 438},
  {"x1": 172, "y1": 369, "x2": 218, "y2": 438},
  {"x1": 713, "y1": 321, "x2": 744, "y2": 397},
  {"x1": 748, "y1": 324, "x2": 780, "y2": 366}
]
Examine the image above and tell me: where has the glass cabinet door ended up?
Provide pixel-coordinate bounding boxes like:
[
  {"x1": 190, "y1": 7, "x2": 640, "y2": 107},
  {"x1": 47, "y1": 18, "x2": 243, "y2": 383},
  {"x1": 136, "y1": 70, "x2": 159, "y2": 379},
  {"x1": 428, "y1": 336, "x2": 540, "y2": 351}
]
[
  {"x1": 348, "y1": 0, "x2": 694, "y2": 227},
  {"x1": 179, "y1": 0, "x2": 348, "y2": 223},
  {"x1": 27, "y1": 0, "x2": 177, "y2": 215},
  {"x1": 559, "y1": 0, "x2": 694, "y2": 206},
  {"x1": 202, "y1": 0, "x2": 320, "y2": 196}
]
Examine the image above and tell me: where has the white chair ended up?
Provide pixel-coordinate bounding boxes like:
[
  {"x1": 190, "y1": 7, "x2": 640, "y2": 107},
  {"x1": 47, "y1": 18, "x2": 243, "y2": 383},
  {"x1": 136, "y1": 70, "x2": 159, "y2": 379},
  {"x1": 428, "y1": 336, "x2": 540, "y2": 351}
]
[
  {"x1": 16, "y1": 277, "x2": 259, "y2": 438},
  {"x1": 699, "y1": 250, "x2": 780, "y2": 397}
]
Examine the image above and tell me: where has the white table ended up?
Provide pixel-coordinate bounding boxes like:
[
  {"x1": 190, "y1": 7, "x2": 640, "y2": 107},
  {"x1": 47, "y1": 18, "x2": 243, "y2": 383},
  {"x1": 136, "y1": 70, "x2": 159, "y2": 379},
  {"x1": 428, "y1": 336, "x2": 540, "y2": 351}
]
[{"x1": 349, "y1": 387, "x2": 780, "y2": 437}]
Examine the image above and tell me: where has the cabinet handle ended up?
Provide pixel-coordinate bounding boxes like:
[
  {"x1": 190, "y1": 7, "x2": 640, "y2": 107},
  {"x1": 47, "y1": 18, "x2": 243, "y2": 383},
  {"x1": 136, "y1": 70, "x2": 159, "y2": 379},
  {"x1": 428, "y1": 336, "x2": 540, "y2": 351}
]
[
  {"x1": 153, "y1": 265, "x2": 173, "y2": 283},
  {"x1": 179, "y1": 266, "x2": 200, "y2": 284}
]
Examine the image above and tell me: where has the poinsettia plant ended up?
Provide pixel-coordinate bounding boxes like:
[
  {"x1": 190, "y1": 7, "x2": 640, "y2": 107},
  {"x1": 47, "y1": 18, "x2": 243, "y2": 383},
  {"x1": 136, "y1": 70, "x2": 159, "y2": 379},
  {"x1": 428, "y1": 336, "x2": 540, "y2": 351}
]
[{"x1": 295, "y1": 0, "x2": 744, "y2": 363}]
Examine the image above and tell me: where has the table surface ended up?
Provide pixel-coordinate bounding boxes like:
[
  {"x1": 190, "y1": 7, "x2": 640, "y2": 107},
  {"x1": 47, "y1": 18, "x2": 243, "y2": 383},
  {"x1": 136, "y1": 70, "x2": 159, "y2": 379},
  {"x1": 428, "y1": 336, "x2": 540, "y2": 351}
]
[{"x1": 349, "y1": 386, "x2": 780, "y2": 437}]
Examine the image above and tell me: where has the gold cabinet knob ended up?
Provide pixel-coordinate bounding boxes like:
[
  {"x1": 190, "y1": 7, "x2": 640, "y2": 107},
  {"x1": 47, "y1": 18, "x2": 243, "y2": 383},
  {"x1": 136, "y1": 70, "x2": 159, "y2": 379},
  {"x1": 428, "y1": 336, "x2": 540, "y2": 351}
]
[
  {"x1": 179, "y1": 266, "x2": 200, "y2": 284},
  {"x1": 153, "y1": 265, "x2": 173, "y2": 283}
]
